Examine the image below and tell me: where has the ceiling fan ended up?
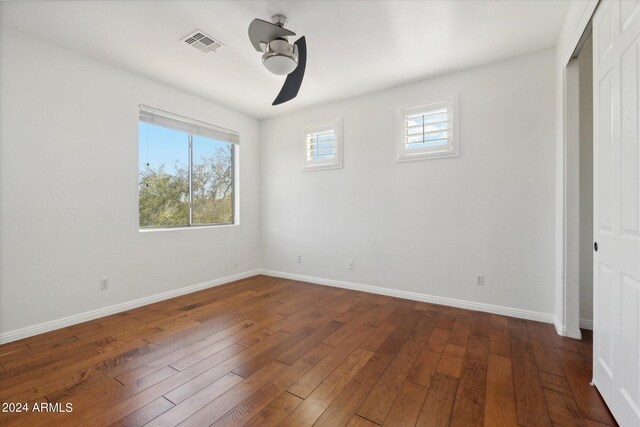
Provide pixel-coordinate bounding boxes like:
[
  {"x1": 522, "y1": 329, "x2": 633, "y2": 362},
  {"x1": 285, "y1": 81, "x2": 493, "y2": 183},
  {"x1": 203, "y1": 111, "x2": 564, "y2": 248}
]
[{"x1": 248, "y1": 14, "x2": 306, "y2": 106}]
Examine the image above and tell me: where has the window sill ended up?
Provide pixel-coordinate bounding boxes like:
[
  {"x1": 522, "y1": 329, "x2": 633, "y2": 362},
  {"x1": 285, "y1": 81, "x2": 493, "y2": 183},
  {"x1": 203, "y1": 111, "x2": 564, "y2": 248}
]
[
  {"x1": 139, "y1": 223, "x2": 238, "y2": 233},
  {"x1": 303, "y1": 163, "x2": 343, "y2": 172},
  {"x1": 397, "y1": 150, "x2": 459, "y2": 163}
]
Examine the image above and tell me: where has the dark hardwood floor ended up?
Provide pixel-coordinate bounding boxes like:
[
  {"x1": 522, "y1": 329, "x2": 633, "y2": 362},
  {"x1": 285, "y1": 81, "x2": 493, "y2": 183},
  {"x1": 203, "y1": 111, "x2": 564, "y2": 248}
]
[{"x1": 0, "y1": 275, "x2": 617, "y2": 426}]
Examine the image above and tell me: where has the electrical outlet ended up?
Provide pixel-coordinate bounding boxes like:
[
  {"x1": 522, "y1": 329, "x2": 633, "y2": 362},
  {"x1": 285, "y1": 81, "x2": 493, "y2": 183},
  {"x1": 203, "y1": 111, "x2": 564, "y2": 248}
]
[
  {"x1": 100, "y1": 278, "x2": 109, "y2": 290},
  {"x1": 297, "y1": 254, "x2": 302, "y2": 263},
  {"x1": 476, "y1": 274, "x2": 484, "y2": 286},
  {"x1": 348, "y1": 260, "x2": 355, "y2": 270}
]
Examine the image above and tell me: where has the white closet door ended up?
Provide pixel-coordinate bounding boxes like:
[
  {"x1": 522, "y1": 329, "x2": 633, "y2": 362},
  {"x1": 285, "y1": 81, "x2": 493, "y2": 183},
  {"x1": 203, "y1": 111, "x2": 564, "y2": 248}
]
[{"x1": 592, "y1": 1, "x2": 640, "y2": 426}]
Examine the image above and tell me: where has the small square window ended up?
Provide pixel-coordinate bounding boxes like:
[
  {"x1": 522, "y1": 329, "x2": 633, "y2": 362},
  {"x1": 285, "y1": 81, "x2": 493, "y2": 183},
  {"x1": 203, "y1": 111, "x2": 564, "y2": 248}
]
[
  {"x1": 398, "y1": 94, "x2": 459, "y2": 162},
  {"x1": 303, "y1": 119, "x2": 342, "y2": 171}
]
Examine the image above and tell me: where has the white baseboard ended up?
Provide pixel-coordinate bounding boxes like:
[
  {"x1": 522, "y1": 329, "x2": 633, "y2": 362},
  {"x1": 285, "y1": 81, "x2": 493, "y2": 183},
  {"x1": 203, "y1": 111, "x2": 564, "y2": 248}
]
[
  {"x1": 0, "y1": 269, "x2": 261, "y2": 344},
  {"x1": 260, "y1": 269, "x2": 554, "y2": 324},
  {"x1": 554, "y1": 321, "x2": 567, "y2": 336},
  {"x1": 554, "y1": 321, "x2": 581, "y2": 338},
  {"x1": 1, "y1": 268, "x2": 568, "y2": 345},
  {"x1": 580, "y1": 318, "x2": 593, "y2": 330},
  {"x1": 553, "y1": 317, "x2": 586, "y2": 339}
]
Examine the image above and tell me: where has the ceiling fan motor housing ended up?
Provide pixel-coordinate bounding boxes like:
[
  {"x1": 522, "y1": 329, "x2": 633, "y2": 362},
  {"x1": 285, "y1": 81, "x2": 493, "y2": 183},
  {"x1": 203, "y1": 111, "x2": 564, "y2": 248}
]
[
  {"x1": 262, "y1": 38, "x2": 298, "y2": 75},
  {"x1": 248, "y1": 14, "x2": 306, "y2": 104}
]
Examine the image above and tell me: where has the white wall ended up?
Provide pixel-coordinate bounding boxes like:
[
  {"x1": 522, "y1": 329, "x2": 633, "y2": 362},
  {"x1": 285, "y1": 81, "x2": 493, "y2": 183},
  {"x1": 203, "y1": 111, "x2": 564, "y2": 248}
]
[
  {"x1": 260, "y1": 49, "x2": 557, "y2": 317},
  {"x1": 579, "y1": 36, "x2": 594, "y2": 326},
  {"x1": 0, "y1": 28, "x2": 261, "y2": 337}
]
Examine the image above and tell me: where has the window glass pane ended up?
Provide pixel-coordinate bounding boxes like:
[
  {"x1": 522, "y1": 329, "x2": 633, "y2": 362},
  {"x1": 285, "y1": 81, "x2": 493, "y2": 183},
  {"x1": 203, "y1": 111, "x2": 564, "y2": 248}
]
[
  {"x1": 406, "y1": 116, "x2": 423, "y2": 127},
  {"x1": 406, "y1": 139, "x2": 449, "y2": 150},
  {"x1": 424, "y1": 113, "x2": 448, "y2": 124},
  {"x1": 306, "y1": 130, "x2": 336, "y2": 161},
  {"x1": 407, "y1": 134, "x2": 425, "y2": 144},
  {"x1": 138, "y1": 122, "x2": 189, "y2": 227},
  {"x1": 424, "y1": 122, "x2": 449, "y2": 132},
  {"x1": 192, "y1": 135, "x2": 234, "y2": 225},
  {"x1": 424, "y1": 131, "x2": 449, "y2": 141},
  {"x1": 406, "y1": 126, "x2": 423, "y2": 136},
  {"x1": 317, "y1": 133, "x2": 335, "y2": 143}
]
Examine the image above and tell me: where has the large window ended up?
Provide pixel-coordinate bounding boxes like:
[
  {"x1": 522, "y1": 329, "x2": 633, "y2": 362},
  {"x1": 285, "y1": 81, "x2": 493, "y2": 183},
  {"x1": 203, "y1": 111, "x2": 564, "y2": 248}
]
[
  {"x1": 138, "y1": 106, "x2": 238, "y2": 228},
  {"x1": 398, "y1": 94, "x2": 459, "y2": 162}
]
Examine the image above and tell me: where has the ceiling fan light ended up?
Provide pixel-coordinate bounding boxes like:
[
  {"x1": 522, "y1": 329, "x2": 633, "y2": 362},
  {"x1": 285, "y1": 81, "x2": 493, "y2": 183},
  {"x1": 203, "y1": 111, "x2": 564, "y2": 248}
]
[
  {"x1": 262, "y1": 39, "x2": 298, "y2": 75},
  {"x1": 263, "y1": 55, "x2": 297, "y2": 75}
]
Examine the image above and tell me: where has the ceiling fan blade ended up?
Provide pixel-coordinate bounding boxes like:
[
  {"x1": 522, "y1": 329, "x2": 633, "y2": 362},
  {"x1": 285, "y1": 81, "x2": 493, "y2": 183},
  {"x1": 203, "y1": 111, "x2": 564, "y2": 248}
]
[
  {"x1": 272, "y1": 36, "x2": 306, "y2": 106},
  {"x1": 248, "y1": 18, "x2": 296, "y2": 52}
]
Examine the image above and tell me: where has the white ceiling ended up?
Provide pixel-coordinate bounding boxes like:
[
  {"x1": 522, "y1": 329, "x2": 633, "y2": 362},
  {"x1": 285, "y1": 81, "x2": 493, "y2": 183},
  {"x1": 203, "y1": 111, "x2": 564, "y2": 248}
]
[{"x1": 0, "y1": 1, "x2": 569, "y2": 119}]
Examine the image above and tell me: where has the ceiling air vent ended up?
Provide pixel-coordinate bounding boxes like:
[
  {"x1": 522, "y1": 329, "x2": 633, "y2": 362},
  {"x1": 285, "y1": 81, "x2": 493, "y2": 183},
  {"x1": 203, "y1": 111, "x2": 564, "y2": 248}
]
[{"x1": 182, "y1": 31, "x2": 224, "y2": 54}]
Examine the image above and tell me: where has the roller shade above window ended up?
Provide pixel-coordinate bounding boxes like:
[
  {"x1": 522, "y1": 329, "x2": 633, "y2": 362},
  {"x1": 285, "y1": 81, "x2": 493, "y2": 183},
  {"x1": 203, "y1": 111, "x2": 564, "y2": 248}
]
[{"x1": 139, "y1": 105, "x2": 239, "y2": 144}]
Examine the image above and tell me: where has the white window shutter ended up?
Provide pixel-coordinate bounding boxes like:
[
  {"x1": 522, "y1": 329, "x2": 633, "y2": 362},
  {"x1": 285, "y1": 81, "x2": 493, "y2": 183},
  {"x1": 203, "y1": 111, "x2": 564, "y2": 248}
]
[
  {"x1": 398, "y1": 94, "x2": 459, "y2": 162},
  {"x1": 303, "y1": 119, "x2": 343, "y2": 171}
]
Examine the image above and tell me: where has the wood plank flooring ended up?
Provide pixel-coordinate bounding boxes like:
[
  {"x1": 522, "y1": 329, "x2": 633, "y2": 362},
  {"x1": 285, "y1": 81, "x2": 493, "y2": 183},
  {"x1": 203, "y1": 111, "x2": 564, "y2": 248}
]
[{"x1": 0, "y1": 275, "x2": 617, "y2": 426}]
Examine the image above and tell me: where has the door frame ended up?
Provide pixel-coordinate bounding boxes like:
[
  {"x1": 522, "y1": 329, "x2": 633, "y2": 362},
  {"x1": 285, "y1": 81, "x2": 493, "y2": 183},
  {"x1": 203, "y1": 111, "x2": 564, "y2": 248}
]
[{"x1": 555, "y1": 0, "x2": 600, "y2": 339}]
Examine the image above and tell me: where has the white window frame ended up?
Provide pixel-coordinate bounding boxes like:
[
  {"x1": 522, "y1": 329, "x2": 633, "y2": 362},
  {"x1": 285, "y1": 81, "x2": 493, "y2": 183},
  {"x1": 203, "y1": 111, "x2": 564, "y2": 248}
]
[
  {"x1": 303, "y1": 119, "x2": 343, "y2": 171},
  {"x1": 138, "y1": 105, "x2": 239, "y2": 230},
  {"x1": 397, "y1": 94, "x2": 459, "y2": 162}
]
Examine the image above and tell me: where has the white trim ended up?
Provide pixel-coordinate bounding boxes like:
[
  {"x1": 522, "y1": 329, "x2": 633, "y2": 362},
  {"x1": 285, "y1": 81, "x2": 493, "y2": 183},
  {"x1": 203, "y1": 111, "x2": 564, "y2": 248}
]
[
  {"x1": 553, "y1": 318, "x2": 582, "y2": 339},
  {"x1": 554, "y1": 317, "x2": 590, "y2": 337},
  {"x1": 0, "y1": 269, "x2": 261, "y2": 344},
  {"x1": 1, "y1": 268, "x2": 566, "y2": 345},
  {"x1": 554, "y1": 319, "x2": 567, "y2": 336},
  {"x1": 260, "y1": 269, "x2": 554, "y2": 324},
  {"x1": 561, "y1": 1, "x2": 600, "y2": 66},
  {"x1": 580, "y1": 318, "x2": 593, "y2": 330},
  {"x1": 138, "y1": 223, "x2": 240, "y2": 232},
  {"x1": 562, "y1": 58, "x2": 583, "y2": 340},
  {"x1": 555, "y1": 0, "x2": 599, "y2": 343}
]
